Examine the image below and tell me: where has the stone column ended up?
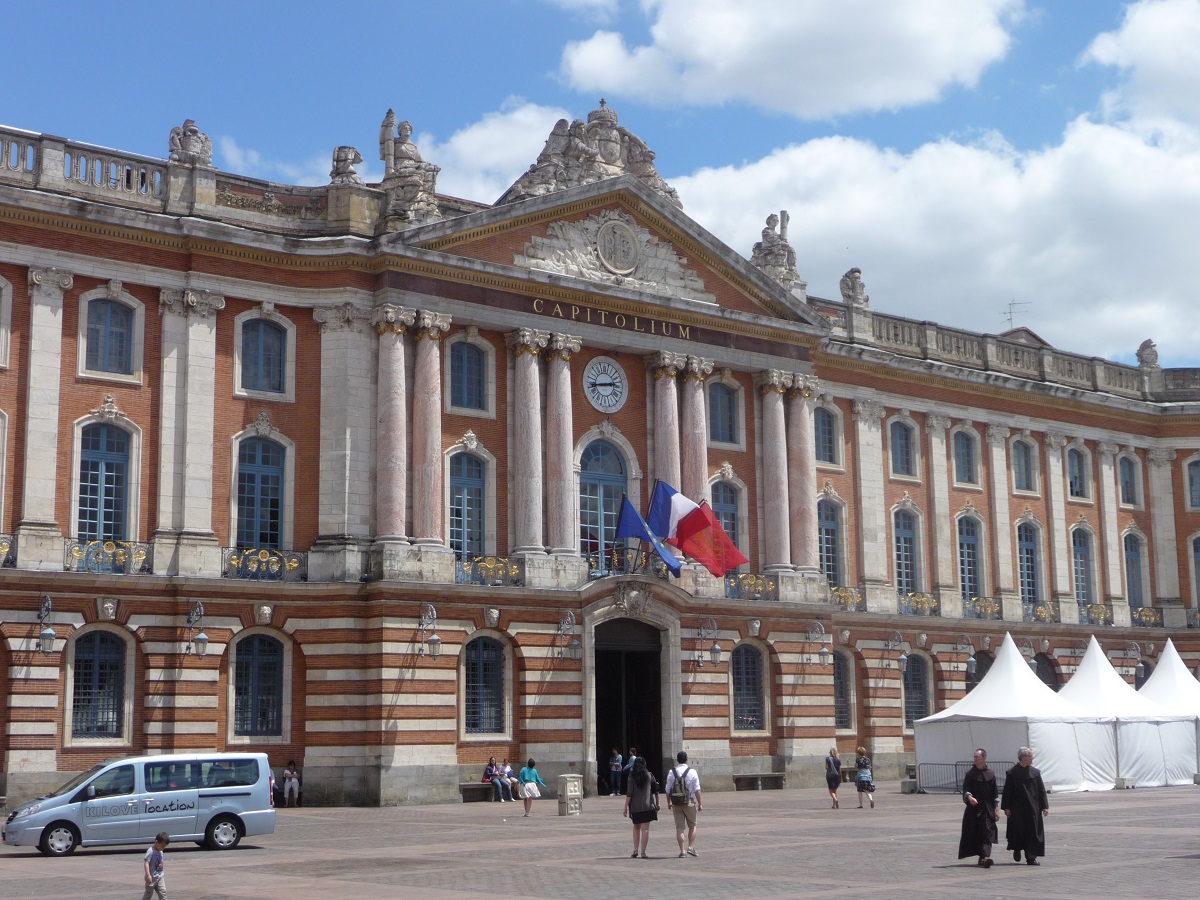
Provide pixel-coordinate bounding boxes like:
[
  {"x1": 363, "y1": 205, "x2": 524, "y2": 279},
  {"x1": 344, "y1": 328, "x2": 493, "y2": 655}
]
[
  {"x1": 852, "y1": 399, "x2": 895, "y2": 612},
  {"x1": 648, "y1": 352, "x2": 686, "y2": 489},
  {"x1": 1097, "y1": 441, "x2": 1128, "y2": 623},
  {"x1": 925, "y1": 415, "x2": 956, "y2": 610},
  {"x1": 154, "y1": 288, "x2": 225, "y2": 576},
  {"x1": 411, "y1": 311, "x2": 452, "y2": 545},
  {"x1": 679, "y1": 356, "x2": 713, "y2": 504},
  {"x1": 1147, "y1": 449, "x2": 1182, "y2": 614},
  {"x1": 545, "y1": 333, "x2": 582, "y2": 555},
  {"x1": 985, "y1": 425, "x2": 1018, "y2": 616},
  {"x1": 787, "y1": 375, "x2": 819, "y2": 571},
  {"x1": 1043, "y1": 432, "x2": 1074, "y2": 620},
  {"x1": 756, "y1": 369, "x2": 792, "y2": 572},
  {"x1": 372, "y1": 304, "x2": 415, "y2": 540},
  {"x1": 507, "y1": 327, "x2": 550, "y2": 555},
  {"x1": 16, "y1": 267, "x2": 72, "y2": 570}
]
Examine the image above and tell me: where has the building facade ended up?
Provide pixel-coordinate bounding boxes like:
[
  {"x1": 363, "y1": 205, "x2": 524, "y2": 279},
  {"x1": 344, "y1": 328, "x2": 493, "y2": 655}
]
[{"x1": 1, "y1": 107, "x2": 1198, "y2": 807}]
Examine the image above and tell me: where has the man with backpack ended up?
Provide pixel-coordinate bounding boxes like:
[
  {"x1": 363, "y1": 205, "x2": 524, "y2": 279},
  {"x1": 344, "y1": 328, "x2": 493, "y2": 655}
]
[{"x1": 665, "y1": 750, "x2": 703, "y2": 857}]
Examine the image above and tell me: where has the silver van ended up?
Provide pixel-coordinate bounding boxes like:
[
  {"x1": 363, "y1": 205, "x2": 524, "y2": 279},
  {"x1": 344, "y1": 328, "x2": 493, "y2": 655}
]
[{"x1": 2, "y1": 752, "x2": 276, "y2": 856}]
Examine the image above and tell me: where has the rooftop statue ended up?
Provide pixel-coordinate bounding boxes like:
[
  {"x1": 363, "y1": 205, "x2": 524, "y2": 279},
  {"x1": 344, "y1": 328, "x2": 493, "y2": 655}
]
[
  {"x1": 168, "y1": 119, "x2": 213, "y2": 166},
  {"x1": 329, "y1": 146, "x2": 364, "y2": 185},
  {"x1": 377, "y1": 110, "x2": 441, "y2": 229},
  {"x1": 749, "y1": 211, "x2": 800, "y2": 289},
  {"x1": 839, "y1": 267, "x2": 870, "y2": 307},
  {"x1": 1137, "y1": 338, "x2": 1159, "y2": 369},
  {"x1": 498, "y1": 100, "x2": 682, "y2": 208}
]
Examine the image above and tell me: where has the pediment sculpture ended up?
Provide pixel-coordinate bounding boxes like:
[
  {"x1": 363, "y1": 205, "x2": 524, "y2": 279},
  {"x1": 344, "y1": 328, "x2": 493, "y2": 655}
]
[
  {"x1": 378, "y1": 111, "x2": 441, "y2": 229},
  {"x1": 749, "y1": 211, "x2": 800, "y2": 289}
]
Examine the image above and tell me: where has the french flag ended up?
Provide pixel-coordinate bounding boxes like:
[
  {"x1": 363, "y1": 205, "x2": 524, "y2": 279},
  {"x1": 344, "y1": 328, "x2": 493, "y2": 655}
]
[
  {"x1": 647, "y1": 481, "x2": 748, "y2": 577},
  {"x1": 646, "y1": 481, "x2": 699, "y2": 543}
]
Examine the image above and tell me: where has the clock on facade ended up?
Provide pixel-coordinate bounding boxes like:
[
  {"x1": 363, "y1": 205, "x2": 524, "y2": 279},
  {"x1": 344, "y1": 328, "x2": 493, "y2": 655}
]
[{"x1": 582, "y1": 356, "x2": 628, "y2": 413}]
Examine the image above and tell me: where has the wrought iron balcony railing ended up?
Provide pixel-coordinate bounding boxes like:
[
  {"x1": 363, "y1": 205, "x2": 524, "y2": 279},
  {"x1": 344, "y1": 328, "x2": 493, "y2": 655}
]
[
  {"x1": 0, "y1": 533, "x2": 15, "y2": 568},
  {"x1": 724, "y1": 572, "x2": 780, "y2": 602},
  {"x1": 898, "y1": 592, "x2": 940, "y2": 616},
  {"x1": 962, "y1": 596, "x2": 1003, "y2": 620},
  {"x1": 222, "y1": 547, "x2": 307, "y2": 582},
  {"x1": 64, "y1": 539, "x2": 152, "y2": 575},
  {"x1": 1023, "y1": 600, "x2": 1060, "y2": 624},
  {"x1": 456, "y1": 555, "x2": 525, "y2": 586},
  {"x1": 831, "y1": 586, "x2": 864, "y2": 611},
  {"x1": 1130, "y1": 606, "x2": 1163, "y2": 628},
  {"x1": 584, "y1": 546, "x2": 670, "y2": 580},
  {"x1": 1078, "y1": 603, "x2": 1114, "y2": 626}
]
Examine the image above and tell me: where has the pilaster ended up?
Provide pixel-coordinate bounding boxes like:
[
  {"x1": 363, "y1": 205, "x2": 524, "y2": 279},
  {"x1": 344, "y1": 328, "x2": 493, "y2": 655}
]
[
  {"x1": 648, "y1": 351, "x2": 685, "y2": 489},
  {"x1": 986, "y1": 425, "x2": 1018, "y2": 611},
  {"x1": 1097, "y1": 441, "x2": 1126, "y2": 612},
  {"x1": 1044, "y1": 433, "x2": 1071, "y2": 603},
  {"x1": 787, "y1": 375, "x2": 819, "y2": 572},
  {"x1": 1147, "y1": 449, "x2": 1181, "y2": 605},
  {"x1": 925, "y1": 415, "x2": 955, "y2": 608}
]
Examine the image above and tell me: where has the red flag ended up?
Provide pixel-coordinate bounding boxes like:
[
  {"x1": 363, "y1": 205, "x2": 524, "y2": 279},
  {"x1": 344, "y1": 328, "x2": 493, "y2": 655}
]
[{"x1": 674, "y1": 502, "x2": 749, "y2": 577}]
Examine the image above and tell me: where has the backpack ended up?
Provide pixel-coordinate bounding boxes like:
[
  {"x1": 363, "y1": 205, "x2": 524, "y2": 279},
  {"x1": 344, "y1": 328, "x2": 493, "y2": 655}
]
[{"x1": 670, "y1": 767, "x2": 692, "y2": 806}]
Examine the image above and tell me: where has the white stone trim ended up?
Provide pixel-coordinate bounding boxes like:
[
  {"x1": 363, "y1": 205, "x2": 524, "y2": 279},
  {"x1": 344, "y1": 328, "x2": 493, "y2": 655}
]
[
  {"x1": 813, "y1": 396, "x2": 845, "y2": 471},
  {"x1": 1182, "y1": 452, "x2": 1200, "y2": 513},
  {"x1": 226, "y1": 626, "x2": 294, "y2": 745},
  {"x1": 232, "y1": 305, "x2": 297, "y2": 403},
  {"x1": 705, "y1": 368, "x2": 746, "y2": 452},
  {"x1": 228, "y1": 421, "x2": 296, "y2": 550},
  {"x1": 0, "y1": 274, "x2": 11, "y2": 369},
  {"x1": 68, "y1": 410, "x2": 143, "y2": 541},
  {"x1": 443, "y1": 436, "x2": 498, "y2": 556},
  {"x1": 64, "y1": 622, "x2": 136, "y2": 748},
  {"x1": 1009, "y1": 431, "x2": 1041, "y2": 496},
  {"x1": 76, "y1": 281, "x2": 145, "y2": 385},
  {"x1": 949, "y1": 423, "x2": 982, "y2": 488},
  {"x1": 708, "y1": 467, "x2": 750, "y2": 564},
  {"x1": 728, "y1": 639, "x2": 772, "y2": 737},
  {"x1": 1116, "y1": 449, "x2": 1144, "y2": 509},
  {"x1": 443, "y1": 326, "x2": 497, "y2": 419},
  {"x1": 1066, "y1": 441, "x2": 1094, "y2": 503},
  {"x1": 885, "y1": 412, "x2": 922, "y2": 482},
  {"x1": 458, "y1": 630, "x2": 513, "y2": 741}
]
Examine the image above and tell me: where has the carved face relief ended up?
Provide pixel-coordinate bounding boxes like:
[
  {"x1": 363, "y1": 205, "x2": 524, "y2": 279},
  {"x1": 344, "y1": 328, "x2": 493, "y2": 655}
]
[
  {"x1": 485, "y1": 608, "x2": 500, "y2": 629},
  {"x1": 746, "y1": 618, "x2": 761, "y2": 637},
  {"x1": 255, "y1": 604, "x2": 274, "y2": 626},
  {"x1": 97, "y1": 598, "x2": 118, "y2": 621}
]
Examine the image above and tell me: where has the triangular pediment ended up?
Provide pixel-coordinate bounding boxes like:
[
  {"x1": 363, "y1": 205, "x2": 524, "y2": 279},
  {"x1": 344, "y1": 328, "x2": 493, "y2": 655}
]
[{"x1": 400, "y1": 176, "x2": 828, "y2": 329}]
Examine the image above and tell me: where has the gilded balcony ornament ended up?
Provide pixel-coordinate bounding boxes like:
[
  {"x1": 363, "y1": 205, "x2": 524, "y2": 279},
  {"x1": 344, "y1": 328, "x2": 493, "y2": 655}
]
[
  {"x1": 1130, "y1": 606, "x2": 1163, "y2": 628},
  {"x1": 831, "y1": 586, "x2": 864, "y2": 612},
  {"x1": 65, "y1": 539, "x2": 151, "y2": 575},
  {"x1": 223, "y1": 547, "x2": 307, "y2": 582},
  {"x1": 724, "y1": 572, "x2": 780, "y2": 602}
]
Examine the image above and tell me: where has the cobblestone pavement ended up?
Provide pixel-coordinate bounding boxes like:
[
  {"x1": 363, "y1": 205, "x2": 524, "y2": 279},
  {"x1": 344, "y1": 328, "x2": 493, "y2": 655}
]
[{"x1": 5, "y1": 785, "x2": 1200, "y2": 899}]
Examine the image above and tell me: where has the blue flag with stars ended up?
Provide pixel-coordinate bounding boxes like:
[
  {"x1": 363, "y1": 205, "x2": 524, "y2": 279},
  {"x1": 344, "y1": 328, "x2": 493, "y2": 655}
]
[{"x1": 614, "y1": 495, "x2": 682, "y2": 578}]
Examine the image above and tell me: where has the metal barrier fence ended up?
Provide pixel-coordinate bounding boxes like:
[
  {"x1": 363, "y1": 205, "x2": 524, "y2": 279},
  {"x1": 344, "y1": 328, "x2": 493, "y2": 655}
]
[{"x1": 917, "y1": 761, "x2": 1015, "y2": 793}]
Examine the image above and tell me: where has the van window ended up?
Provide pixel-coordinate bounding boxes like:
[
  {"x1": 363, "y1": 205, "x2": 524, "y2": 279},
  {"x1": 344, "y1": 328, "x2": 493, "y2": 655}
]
[
  {"x1": 91, "y1": 763, "x2": 135, "y2": 797},
  {"x1": 201, "y1": 758, "x2": 259, "y2": 788},
  {"x1": 144, "y1": 761, "x2": 200, "y2": 792}
]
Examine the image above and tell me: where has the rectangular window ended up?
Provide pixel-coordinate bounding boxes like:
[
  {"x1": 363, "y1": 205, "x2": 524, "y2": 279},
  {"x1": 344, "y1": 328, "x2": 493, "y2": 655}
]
[
  {"x1": 894, "y1": 511, "x2": 918, "y2": 594},
  {"x1": 890, "y1": 422, "x2": 914, "y2": 477},
  {"x1": 1119, "y1": 458, "x2": 1137, "y2": 505},
  {"x1": 814, "y1": 408, "x2": 837, "y2": 464},
  {"x1": 731, "y1": 647, "x2": 764, "y2": 731},
  {"x1": 1189, "y1": 462, "x2": 1200, "y2": 508},
  {"x1": 1013, "y1": 441, "x2": 1034, "y2": 492},
  {"x1": 832, "y1": 653, "x2": 852, "y2": 729},
  {"x1": 709, "y1": 383, "x2": 737, "y2": 444},
  {"x1": 954, "y1": 432, "x2": 977, "y2": 484},
  {"x1": 818, "y1": 501, "x2": 841, "y2": 587},
  {"x1": 1018, "y1": 525, "x2": 1039, "y2": 604}
]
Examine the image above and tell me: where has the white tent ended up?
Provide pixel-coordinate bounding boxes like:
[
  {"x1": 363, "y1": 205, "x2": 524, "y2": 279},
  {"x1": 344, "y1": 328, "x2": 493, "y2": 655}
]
[
  {"x1": 1057, "y1": 636, "x2": 1195, "y2": 788},
  {"x1": 914, "y1": 633, "x2": 1101, "y2": 792},
  {"x1": 1134, "y1": 639, "x2": 1200, "y2": 784}
]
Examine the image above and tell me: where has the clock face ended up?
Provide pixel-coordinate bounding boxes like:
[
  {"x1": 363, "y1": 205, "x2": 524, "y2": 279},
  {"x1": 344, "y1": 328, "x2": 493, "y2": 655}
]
[{"x1": 582, "y1": 356, "x2": 628, "y2": 413}]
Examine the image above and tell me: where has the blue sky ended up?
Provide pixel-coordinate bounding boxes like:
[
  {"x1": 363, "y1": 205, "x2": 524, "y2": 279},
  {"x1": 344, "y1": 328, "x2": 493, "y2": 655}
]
[{"x1": 7, "y1": 1, "x2": 1200, "y2": 366}]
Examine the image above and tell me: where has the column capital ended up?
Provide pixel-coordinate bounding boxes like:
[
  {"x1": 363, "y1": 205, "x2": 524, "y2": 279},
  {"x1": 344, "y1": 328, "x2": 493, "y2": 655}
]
[
  {"x1": 28, "y1": 266, "x2": 73, "y2": 293},
  {"x1": 754, "y1": 369, "x2": 792, "y2": 395},
  {"x1": 788, "y1": 373, "x2": 820, "y2": 399},
  {"x1": 926, "y1": 414, "x2": 951, "y2": 432},
  {"x1": 1097, "y1": 440, "x2": 1119, "y2": 458},
  {"x1": 1045, "y1": 431, "x2": 1068, "y2": 451},
  {"x1": 547, "y1": 333, "x2": 582, "y2": 361},
  {"x1": 852, "y1": 398, "x2": 885, "y2": 425},
  {"x1": 682, "y1": 355, "x2": 714, "y2": 382},
  {"x1": 414, "y1": 310, "x2": 452, "y2": 340},
  {"x1": 1148, "y1": 448, "x2": 1176, "y2": 467},
  {"x1": 314, "y1": 302, "x2": 372, "y2": 334},
  {"x1": 986, "y1": 424, "x2": 1010, "y2": 445},
  {"x1": 159, "y1": 288, "x2": 225, "y2": 319},
  {"x1": 372, "y1": 304, "x2": 416, "y2": 334},
  {"x1": 647, "y1": 350, "x2": 687, "y2": 379},
  {"x1": 506, "y1": 327, "x2": 550, "y2": 356}
]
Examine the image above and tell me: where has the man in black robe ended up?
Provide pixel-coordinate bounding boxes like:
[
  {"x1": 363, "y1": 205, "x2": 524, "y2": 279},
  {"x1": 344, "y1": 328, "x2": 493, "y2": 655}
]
[
  {"x1": 958, "y1": 748, "x2": 999, "y2": 867},
  {"x1": 1001, "y1": 746, "x2": 1049, "y2": 865}
]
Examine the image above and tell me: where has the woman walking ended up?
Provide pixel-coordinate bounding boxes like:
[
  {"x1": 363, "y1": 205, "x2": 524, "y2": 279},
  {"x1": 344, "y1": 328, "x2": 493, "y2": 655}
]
[
  {"x1": 854, "y1": 746, "x2": 876, "y2": 809},
  {"x1": 825, "y1": 746, "x2": 842, "y2": 808},
  {"x1": 623, "y1": 756, "x2": 660, "y2": 858},
  {"x1": 517, "y1": 758, "x2": 548, "y2": 817}
]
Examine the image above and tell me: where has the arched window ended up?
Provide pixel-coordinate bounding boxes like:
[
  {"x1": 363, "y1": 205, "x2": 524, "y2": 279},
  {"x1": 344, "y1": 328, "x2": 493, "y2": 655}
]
[
  {"x1": 1119, "y1": 457, "x2": 1138, "y2": 506},
  {"x1": 957, "y1": 518, "x2": 981, "y2": 601},
  {"x1": 78, "y1": 423, "x2": 129, "y2": 541},
  {"x1": 241, "y1": 319, "x2": 286, "y2": 394},
  {"x1": 709, "y1": 382, "x2": 738, "y2": 444},
  {"x1": 832, "y1": 651, "x2": 853, "y2": 729},
  {"x1": 1124, "y1": 534, "x2": 1144, "y2": 608},
  {"x1": 1034, "y1": 653, "x2": 1061, "y2": 692},
  {"x1": 72, "y1": 631, "x2": 126, "y2": 738},
  {"x1": 233, "y1": 634, "x2": 283, "y2": 736},
  {"x1": 712, "y1": 481, "x2": 740, "y2": 570},
  {"x1": 1017, "y1": 523, "x2": 1040, "y2": 604},
  {"x1": 1068, "y1": 448, "x2": 1088, "y2": 498},
  {"x1": 953, "y1": 431, "x2": 977, "y2": 484},
  {"x1": 814, "y1": 407, "x2": 837, "y2": 464},
  {"x1": 464, "y1": 636, "x2": 505, "y2": 734},
  {"x1": 902, "y1": 655, "x2": 930, "y2": 726},
  {"x1": 731, "y1": 645, "x2": 764, "y2": 731},
  {"x1": 890, "y1": 421, "x2": 915, "y2": 477},
  {"x1": 450, "y1": 341, "x2": 486, "y2": 411},
  {"x1": 449, "y1": 452, "x2": 484, "y2": 560},
  {"x1": 894, "y1": 509, "x2": 919, "y2": 595},
  {"x1": 818, "y1": 499, "x2": 841, "y2": 587},
  {"x1": 579, "y1": 441, "x2": 627, "y2": 572},
  {"x1": 1013, "y1": 440, "x2": 1035, "y2": 492},
  {"x1": 86, "y1": 298, "x2": 133, "y2": 374},
  {"x1": 1072, "y1": 530, "x2": 1094, "y2": 603},
  {"x1": 237, "y1": 438, "x2": 285, "y2": 549},
  {"x1": 1190, "y1": 460, "x2": 1200, "y2": 509}
]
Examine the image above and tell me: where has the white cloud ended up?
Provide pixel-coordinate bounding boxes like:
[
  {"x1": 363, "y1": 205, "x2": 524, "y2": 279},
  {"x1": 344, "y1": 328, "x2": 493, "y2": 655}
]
[
  {"x1": 419, "y1": 98, "x2": 572, "y2": 203},
  {"x1": 542, "y1": 0, "x2": 620, "y2": 22},
  {"x1": 215, "y1": 136, "x2": 375, "y2": 186},
  {"x1": 561, "y1": 0, "x2": 1024, "y2": 119}
]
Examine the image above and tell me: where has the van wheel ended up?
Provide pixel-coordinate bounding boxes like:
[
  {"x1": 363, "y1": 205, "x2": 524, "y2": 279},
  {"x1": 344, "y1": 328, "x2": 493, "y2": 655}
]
[
  {"x1": 39, "y1": 822, "x2": 80, "y2": 856},
  {"x1": 205, "y1": 814, "x2": 242, "y2": 850}
]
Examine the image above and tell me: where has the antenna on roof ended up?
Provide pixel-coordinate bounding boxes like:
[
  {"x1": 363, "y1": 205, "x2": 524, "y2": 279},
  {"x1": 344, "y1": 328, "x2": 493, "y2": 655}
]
[{"x1": 1002, "y1": 299, "x2": 1032, "y2": 329}]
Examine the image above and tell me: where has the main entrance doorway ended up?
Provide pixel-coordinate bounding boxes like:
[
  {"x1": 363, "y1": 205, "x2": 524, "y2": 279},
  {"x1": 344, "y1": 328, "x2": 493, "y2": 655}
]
[{"x1": 594, "y1": 618, "x2": 663, "y2": 795}]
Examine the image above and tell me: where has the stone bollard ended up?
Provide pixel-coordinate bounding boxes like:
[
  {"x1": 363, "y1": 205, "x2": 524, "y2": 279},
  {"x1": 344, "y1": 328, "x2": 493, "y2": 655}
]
[{"x1": 558, "y1": 774, "x2": 583, "y2": 816}]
